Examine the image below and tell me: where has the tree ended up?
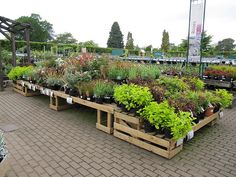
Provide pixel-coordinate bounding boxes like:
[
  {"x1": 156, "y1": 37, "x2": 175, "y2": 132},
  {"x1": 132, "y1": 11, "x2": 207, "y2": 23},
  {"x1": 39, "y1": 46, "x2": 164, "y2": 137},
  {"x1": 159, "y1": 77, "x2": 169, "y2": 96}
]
[
  {"x1": 54, "y1": 32, "x2": 77, "y2": 44},
  {"x1": 161, "y1": 30, "x2": 170, "y2": 53},
  {"x1": 216, "y1": 38, "x2": 235, "y2": 52},
  {"x1": 16, "y1": 13, "x2": 54, "y2": 42},
  {"x1": 125, "y1": 32, "x2": 134, "y2": 49},
  {"x1": 80, "y1": 40, "x2": 98, "y2": 47},
  {"x1": 107, "y1": 22, "x2": 124, "y2": 48}
]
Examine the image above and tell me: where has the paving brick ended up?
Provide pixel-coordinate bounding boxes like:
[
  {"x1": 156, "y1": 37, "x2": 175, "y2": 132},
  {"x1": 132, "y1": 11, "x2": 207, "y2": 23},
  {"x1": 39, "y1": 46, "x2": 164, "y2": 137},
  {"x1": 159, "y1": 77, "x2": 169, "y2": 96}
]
[{"x1": 2, "y1": 89, "x2": 236, "y2": 177}]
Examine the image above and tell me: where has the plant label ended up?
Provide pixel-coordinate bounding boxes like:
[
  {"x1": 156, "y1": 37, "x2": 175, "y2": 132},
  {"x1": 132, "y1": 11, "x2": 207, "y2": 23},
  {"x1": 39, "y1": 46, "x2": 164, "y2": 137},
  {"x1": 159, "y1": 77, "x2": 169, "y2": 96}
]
[
  {"x1": 219, "y1": 111, "x2": 223, "y2": 119},
  {"x1": 28, "y1": 84, "x2": 32, "y2": 90},
  {"x1": 45, "y1": 89, "x2": 50, "y2": 96},
  {"x1": 187, "y1": 130, "x2": 194, "y2": 141},
  {"x1": 66, "y1": 97, "x2": 73, "y2": 104},
  {"x1": 50, "y1": 91, "x2": 54, "y2": 97},
  {"x1": 176, "y1": 138, "x2": 183, "y2": 146},
  {"x1": 21, "y1": 81, "x2": 25, "y2": 86},
  {"x1": 32, "y1": 85, "x2": 36, "y2": 91}
]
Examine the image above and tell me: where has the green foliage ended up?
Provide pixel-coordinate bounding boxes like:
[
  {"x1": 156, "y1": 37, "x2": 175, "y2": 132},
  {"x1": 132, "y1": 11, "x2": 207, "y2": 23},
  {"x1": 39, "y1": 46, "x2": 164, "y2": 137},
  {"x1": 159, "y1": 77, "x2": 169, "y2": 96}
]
[
  {"x1": 16, "y1": 13, "x2": 54, "y2": 42},
  {"x1": 46, "y1": 76, "x2": 64, "y2": 87},
  {"x1": 139, "y1": 101, "x2": 194, "y2": 140},
  {"x1": 54, "y1": 32, "x2": 77, "y2": 44},
  {"x1": 161, "y1": 30, "x2": 170, "y2": 53},
  {"x1": 214, "y1": 89, "x2": 233, "y2": 108},
  {"x1": 93, "y1": 81, "x2": 115, "y2": 98},
  {"x1": 139, "y1": 65, "x2": 160, "y2": 80},
  {"x1": 183, "y1": 77, "x2": 205, "y2": 91},
  {"x1": 108, "y1": 67, "x2": 128, "y2": 80},
  {"x1": 125, "y1": 32, "x2": 134, "y2": 50},
  {"x1": 7, "y1": 66, "x2": 34, "y2": 81},
  {"x1": 107, "y1": 22, "x2": 124, "y2": 48},
  {"x1": 216, "y1": 38, "x2": 235, "y2": 52},
  {"x1": 114, "y1": 84, "x2": 153, "y2": 111}
]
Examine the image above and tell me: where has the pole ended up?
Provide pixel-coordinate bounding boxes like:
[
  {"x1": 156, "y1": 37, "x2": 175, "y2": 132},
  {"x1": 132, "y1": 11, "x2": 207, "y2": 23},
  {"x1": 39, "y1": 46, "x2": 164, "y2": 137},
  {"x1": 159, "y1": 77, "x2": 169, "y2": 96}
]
[
  {"x1": 199, "y1": 0, "x2": 207, "y2": 78},
  {"x1": 0, "y1": 41, "x2": 4, "y2": 91},
  {"x1": 25, "y1": 28, "x2": 31, "y2": 64},
  {"x1": 11, "y1": 33, "x2": 16, "y2": 66},
  {"x1": 186, "y1": 0, "x2": 192, "y2": 65}
]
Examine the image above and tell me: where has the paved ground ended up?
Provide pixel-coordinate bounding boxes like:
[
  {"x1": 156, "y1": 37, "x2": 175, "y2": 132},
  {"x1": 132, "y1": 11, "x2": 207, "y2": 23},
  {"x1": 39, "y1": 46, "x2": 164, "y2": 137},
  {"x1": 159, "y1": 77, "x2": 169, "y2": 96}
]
[{"x1": 0, "y1": 88, "x2": 236, "y2": 177}]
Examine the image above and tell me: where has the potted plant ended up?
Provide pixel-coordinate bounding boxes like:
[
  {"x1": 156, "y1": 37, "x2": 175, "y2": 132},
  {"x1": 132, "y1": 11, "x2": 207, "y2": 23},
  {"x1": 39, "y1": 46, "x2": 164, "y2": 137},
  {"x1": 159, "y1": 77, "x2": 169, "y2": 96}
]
[
  {"x1": 103, "y1": 82, "x2": 115, "y2": 104},
  {"x1": 46, "y1": 75, "x2": 64, "y2": 90},
  {"x1": 0, "y1": 131, "x2": 10, "y2": 177},
  {"x1": 93, "y1": 81, "x2": 106, "y2": 104},
  {"x1": 114, "y1": 84, "x2": 153, "y2": 113},
  {"x1": 214, "y1": 89, "x2": 233, "y2": 109}
]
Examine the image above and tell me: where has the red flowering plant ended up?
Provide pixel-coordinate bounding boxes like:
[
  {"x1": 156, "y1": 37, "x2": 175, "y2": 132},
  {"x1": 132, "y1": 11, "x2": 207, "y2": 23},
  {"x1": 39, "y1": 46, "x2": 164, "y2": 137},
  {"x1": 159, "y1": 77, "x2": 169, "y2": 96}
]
[{"x1": 204, "y1": 69, "x2": 232, "y2": 80}]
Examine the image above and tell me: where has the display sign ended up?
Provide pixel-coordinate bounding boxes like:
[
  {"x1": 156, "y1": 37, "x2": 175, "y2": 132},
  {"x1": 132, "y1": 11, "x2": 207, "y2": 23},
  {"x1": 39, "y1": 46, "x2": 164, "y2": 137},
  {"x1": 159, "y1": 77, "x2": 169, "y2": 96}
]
[{"x1": 188, "y1": 0, "x2": 206, "y2": 62}]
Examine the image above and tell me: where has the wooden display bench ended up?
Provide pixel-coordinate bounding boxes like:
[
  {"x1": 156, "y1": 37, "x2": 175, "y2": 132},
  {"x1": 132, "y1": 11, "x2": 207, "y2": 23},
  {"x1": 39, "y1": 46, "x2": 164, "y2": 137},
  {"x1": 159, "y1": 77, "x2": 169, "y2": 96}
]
[
  {"x1": 50, "y1": 91, "x2": 115, "y2": 134},
  {"x1": 13, "y1": 80, "x2": 40, "y2": 97},
  {"x1": 203, "y1": 79, "x2": 232, "y2": 88},
  {"x1": 113, "y1": 111, "x2": 221, "y2": 159}
]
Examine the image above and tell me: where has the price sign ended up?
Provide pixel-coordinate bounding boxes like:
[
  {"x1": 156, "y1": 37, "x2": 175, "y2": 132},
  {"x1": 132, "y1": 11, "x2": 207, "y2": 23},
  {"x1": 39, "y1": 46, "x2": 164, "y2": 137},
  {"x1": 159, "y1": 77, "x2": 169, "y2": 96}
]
[
  {"x1": 219, "y1": 111, "x2": 223, "y2": 119},
  {"x1": 50, "y1": 91, "x2": 54, "y2": 97},
  {"x1": 176, "y1": 138, "x2": 183, "y2": 146},
  {"x1": 66, "y1": 97, "x2": 73, "y2": 104},
  {"x1": 187, "y1": 130, "x2": 194, "y2": 141},
  {"x1": 32, "y1": 85, "x2": 36, "y2": 91}
]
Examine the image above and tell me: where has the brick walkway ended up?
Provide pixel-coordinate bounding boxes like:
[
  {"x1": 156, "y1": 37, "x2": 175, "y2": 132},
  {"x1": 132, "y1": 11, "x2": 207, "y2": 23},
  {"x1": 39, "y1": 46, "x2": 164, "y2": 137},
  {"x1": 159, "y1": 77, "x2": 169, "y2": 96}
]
[{"x1": 0, "y1": 89, "x2": 236, "y2": 177}]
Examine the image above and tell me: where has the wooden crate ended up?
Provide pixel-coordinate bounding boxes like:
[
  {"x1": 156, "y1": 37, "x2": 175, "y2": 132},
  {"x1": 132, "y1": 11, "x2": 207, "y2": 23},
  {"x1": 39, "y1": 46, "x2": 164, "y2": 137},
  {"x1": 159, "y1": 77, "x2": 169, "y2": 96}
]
[
  {"x1": 51, "y1": 91, "x2": 115, "y2": 134},
  {"x1": 113, "y1": 112, "x2": 183, "y2": 159},
  {"x1": 203, "y1": 79, "x2": 232, "y2": 88},
  {"x1": 13, "y1": 81, "x2": 40, "y2": 97}
]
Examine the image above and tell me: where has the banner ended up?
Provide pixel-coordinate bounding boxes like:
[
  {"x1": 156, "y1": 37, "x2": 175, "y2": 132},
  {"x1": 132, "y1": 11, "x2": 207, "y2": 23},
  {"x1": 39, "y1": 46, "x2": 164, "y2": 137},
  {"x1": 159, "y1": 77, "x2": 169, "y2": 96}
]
[{"x1": 188, "y1": 0, "x2": 205, "y2": 62}]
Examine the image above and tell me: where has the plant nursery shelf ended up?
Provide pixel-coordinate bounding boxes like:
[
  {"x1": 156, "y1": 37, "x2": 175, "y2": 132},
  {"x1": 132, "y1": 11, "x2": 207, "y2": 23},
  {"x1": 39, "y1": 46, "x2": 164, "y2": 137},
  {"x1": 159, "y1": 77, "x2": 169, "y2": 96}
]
[
  {"x1": 113, "y1": 111, "x2": 220, "y2": 159},
  {"x1": 203, "y1": 79, "x2": 232, "y2": 88},
  {"x1": 13, "y1": 81, "x2": 40, "y2": 97}
]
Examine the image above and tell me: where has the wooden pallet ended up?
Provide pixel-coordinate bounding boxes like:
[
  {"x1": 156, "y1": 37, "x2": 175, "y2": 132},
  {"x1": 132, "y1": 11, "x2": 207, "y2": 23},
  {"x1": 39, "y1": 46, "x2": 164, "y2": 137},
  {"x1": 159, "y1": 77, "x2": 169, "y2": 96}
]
[
  {"x1": 203, "y1": 79, "x2": 232, "y2": 88},
  {"x1": 50, "y1": 91, "x2": 115, "y2": 134},
  {"x1": 113, "y1": 112, "x2": 183, "y2": 159},
  {"x1": 192, "y1": 111, "x2": 220, "y2": 132},
  {"x1": 13, "y1": 81, "x2": 40, "y2": 97}
]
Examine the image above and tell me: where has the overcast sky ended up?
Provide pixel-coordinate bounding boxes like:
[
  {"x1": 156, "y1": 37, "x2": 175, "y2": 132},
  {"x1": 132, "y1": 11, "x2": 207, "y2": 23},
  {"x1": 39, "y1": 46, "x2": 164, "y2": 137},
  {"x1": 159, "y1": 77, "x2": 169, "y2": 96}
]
[{"x1": 1, "y1": 0, "x2": 236, "y2": 48}]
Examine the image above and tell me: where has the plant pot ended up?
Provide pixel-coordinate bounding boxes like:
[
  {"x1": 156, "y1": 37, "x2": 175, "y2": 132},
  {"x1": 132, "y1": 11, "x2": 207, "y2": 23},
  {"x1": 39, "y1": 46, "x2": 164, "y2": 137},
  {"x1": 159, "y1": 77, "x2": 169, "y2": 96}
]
[
  {"x1": 164, "y1": 128, "x2": 173, "y2": 139},
  {"x1": 65, "y1": 87, "x2": 70, "y2": 94},
  {"x1": 60, "y1": 86, "x2": 65, "y2": 92},
  {"x1": 69, "y1": 89, "x2": 79, "y2": 97},
  {"x1": 205, "y1": 107, "x2": 214, "y2": 117},
  {"x1": 193, "y1": 116, "x2": 200, "y2": 124},
  {"x1": 0, "y1": 155, "x2": 10, "y2": 177},
  {"x1": 144, "y1": 120, "x2": 156, "y2": 133},
  {"x1": 197, "y1": 112, "x2": 205, "y2": 120},
  {"x1": 49, "y1": 85, "x2": 61, "y2": 91},
  {"x1": 95, "y1": 97, "x2": 103, "y2": 104},
  {"x1": 120, "y1": 104, "x2": 128, "y2": 112},
  {"x1": 213, "y1": 103, "x2": 221, "y2": 113},
  {"x1": 103, "y1": 96, "x2": 113, "y2": 104}
]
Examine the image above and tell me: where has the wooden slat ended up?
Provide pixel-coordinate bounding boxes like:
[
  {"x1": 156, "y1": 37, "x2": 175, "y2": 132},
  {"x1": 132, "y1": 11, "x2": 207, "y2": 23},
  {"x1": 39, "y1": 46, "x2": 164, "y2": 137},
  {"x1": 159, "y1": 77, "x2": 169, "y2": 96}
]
[
  {"x1": 114, "y1": 130, "x2": 171, "y2": 158},
  {"x1": 114, "y1": 112, "x2": 140, "y2": 125},
  {"x1": 96, "y1": 123, "x2": 113, "y2": 134},
  {"x1": 49, "y1": 104, "x2": 71, "y2": 111},
  {"x1": 114, "y1": 123, "x2": 170, "y2": 148},
  {"x1": 193, "y1": 112, "x2": 218, "y2": 132}
]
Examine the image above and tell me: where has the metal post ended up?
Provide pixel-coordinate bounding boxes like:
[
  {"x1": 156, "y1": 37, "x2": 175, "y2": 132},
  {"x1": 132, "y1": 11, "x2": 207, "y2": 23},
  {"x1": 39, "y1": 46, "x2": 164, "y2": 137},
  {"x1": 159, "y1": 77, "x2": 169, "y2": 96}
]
[
  {"x1": 11, "y1": 33, "x2": 16, "y2": 66},
  {"x1": 25, "y1": 28, "x2": 31, "y2": 64},
  {"x1": 0, "y1": 41, "x2": 4, "y2": 91},
  {"x1": 199, "y1": 0, "x2": 207, "y2": 78},
  {"x1": 186, "y1": 0, "x2": 193, "y2": 65}
]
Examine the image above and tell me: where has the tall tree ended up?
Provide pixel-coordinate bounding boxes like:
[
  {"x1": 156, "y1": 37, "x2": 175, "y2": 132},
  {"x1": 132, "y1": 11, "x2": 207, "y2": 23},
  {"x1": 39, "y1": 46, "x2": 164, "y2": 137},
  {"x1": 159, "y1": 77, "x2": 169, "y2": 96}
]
[
  {"x1": 161, "y1": 30, "x2": 170, "y2": 53},
  {"x1": 81, "y1": 40, "x2": 98, "y2": 47},
  {"x1": 125, "y1": 32, "x2": 134, "y2": 49},
  {"x1": 16, "y1": 13, "x2": 54, "y2": 42},
  {"x1": 107, "y1": 22, "x2": 124, "y2": 48},
  {"x1": 54, "y1": 32, "x2": 77, "y2": 44},
  {"x1": 216, "y1": 38, "x2": 235, "y2": 52}
]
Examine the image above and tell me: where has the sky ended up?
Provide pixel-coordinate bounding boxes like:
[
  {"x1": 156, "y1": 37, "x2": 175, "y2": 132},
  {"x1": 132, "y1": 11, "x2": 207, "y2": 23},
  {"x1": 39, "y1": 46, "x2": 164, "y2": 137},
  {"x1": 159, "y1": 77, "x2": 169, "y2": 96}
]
[{"x1": 0, "y1": 0, "x2": 236, "y2": 48}]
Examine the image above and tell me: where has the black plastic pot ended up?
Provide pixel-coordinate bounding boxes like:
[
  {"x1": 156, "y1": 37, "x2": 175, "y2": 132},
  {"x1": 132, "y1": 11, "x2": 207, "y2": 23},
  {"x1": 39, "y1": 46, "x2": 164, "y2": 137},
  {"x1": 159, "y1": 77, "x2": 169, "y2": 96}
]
[
  {"x1": 193, "y1": 116, "x2": 200, "y2": 124},
  {"x1": 95, "y1": 97, "x2": 103, "y2": 104},
  {"x1": 65, "y1": 87, "x2": 70, "y2": 94},
  {"x1": 50, "y1": 85, "x2": 61, "y2": 91},
  {"x1": 213, "y1": 103, "x2": 221, "y2": 113},
  {"x1": 103, "y1": 96, "x2": 113, "y2": 104},
  {"x1": 144, "y1": 120, "x2": 156, "y2": 133},
  {"x1": 164, "y1": 128, "x2": 173, "y2": 139},
  {"x1": 120, "y1": 104, "x2": 128, "y2": 112},
  {"x1": 197, "y1": 111, "x2": 205, "y2": 120},
  {"x1": 60, "y1": 86, "x2": 65, "y2": 92},
  {"x1": 69, "y1": 89, "x2": 79, "y2": 97}
]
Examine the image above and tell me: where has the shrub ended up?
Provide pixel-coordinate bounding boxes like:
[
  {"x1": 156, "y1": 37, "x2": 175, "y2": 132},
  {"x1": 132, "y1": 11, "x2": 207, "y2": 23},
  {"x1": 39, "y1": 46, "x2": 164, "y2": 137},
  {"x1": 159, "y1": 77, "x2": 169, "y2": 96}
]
[
  {"x1": 7, "y1": 66, "x2": 34, "y2": 81},
  {"x1": 214, "y1": 89, "x2": 233, "y2": 108},
  {"x1": 114, "y1": 84, "x2": 153, "y2": 111}
]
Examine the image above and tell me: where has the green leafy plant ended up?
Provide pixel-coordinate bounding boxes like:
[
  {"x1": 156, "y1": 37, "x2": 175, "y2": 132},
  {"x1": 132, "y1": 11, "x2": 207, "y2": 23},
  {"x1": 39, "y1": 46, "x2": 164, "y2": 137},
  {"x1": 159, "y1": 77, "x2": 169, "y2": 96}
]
[
  {"x1": 214, "y1": 89, "x2": 233, "y2": 108},
  {"x1": 114, "y1": 84, "x2": 153, "y2": 111},
  {"x1": 139, "y1": 65, "x2": 160, "y2": 80},
  {"x1": 46, "y1": 75, "x2": 64, "y2": 88},
  {"x1": 7, "y1": 66, "x2": 34, "y2": 81}
]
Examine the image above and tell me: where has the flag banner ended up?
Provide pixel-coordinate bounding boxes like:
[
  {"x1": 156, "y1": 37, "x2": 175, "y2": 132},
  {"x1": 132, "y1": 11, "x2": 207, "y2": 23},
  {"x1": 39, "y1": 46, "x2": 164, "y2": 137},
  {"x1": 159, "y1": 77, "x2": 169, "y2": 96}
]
[{"x1": 188, "y1": 0, "x2": 205, "y2": 62}]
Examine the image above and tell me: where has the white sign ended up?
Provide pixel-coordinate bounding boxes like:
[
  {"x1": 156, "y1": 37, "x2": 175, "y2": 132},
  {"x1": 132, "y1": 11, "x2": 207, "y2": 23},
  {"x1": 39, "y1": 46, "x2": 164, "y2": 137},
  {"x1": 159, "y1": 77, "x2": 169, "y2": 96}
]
[
  {"x1": 28, "y1": 84, "x2": 32, "y2": 90},
  {"x1": 32, "y1": 85, "x2": 36, "y2": 91},
  {"x1": 187, "y1": 130, "x2": 194, "y2": 141},
  {"x1": 219, "y1": 111, "x2": 223, "y2": 119},
  {"x1": 188, "y1": 0, "x2": 205, "y2": 62},
  {"x1": 66, "y1": 97, "x2": 73, "y2": 104},
  {"x1": 176, "y1": 138, "x2": 184, "y2": 146},
  {"x1": 50, "y1": 91, "x2": 54, "y2": 97},
  {"x1": 21, "y1": 81, "x2": 25, "y2": 87}
]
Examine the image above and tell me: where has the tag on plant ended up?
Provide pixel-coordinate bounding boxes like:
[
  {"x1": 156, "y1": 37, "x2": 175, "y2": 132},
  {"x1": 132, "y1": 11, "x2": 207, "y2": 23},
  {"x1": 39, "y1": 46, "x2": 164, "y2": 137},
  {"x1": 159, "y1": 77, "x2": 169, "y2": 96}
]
[
  {"x1": 45, "y1": 89, "x2": 50, "y2": 96},
  {"x1": 176, "y1": 138, "x2": 183, "y2": 146},
  {"x1": 28, "y1": 84, "x2": 32, "y2": 90},
  {"x1": 32, "y1": 85, "x2": 36, "y2": 91},
  {"x1": 187, "y1": 130, "x2": 194, "y2": 141},
  {"x1": 66, "y1": 97, "x2": 73, "y2": 104},
  {"x1": 21, "y1": 81, "x2": 25, "y2": 86},
  {"x1": 50, "y1": 91, "x2": 54, "y2": 97},
  {"x1": 219, "y1": 111, "x2": 223, "y2": 119}
]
